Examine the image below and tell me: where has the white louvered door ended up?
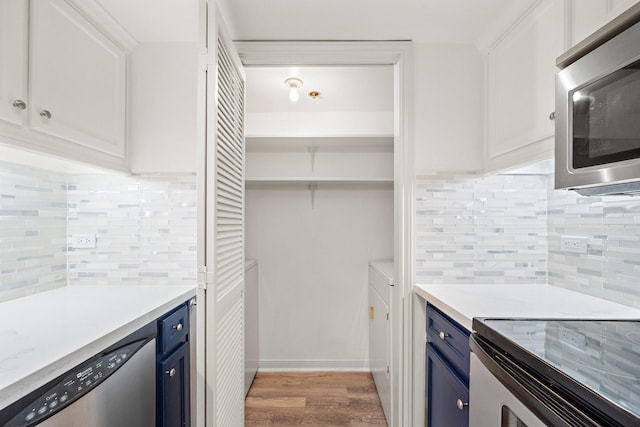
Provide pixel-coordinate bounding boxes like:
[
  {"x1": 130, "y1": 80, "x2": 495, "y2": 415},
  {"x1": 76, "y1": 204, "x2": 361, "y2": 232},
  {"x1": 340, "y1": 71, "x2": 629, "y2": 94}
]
[{"x1": 203, "y1": 8, "x2": 246, "y2": 427}]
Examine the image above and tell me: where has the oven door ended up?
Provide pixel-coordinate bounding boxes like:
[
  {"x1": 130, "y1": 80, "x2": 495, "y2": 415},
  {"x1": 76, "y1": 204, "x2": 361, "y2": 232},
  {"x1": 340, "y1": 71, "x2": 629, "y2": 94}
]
[
  {"x1": 469, "y1": 335, "x2": 602, "y2": 427},
  {"x1": 470, "y1": 353, "x2": 546, "y2": 427}
]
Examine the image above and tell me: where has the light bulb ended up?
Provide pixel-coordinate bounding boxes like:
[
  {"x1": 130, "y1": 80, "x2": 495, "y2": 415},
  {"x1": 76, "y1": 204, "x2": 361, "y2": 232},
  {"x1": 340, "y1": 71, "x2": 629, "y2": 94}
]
[
  {"x1": 284, "y1": 78, "x2": 303, "y2": 103},
  {"x1": 289, "y1": 86, "x2": 299, "y2": 102}
]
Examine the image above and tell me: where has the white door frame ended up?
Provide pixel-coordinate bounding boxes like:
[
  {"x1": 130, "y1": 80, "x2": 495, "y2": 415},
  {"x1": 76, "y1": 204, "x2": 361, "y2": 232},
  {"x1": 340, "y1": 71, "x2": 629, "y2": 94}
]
[{"x1": 235, "y1": 41, "x2": 415, "y2": 427}]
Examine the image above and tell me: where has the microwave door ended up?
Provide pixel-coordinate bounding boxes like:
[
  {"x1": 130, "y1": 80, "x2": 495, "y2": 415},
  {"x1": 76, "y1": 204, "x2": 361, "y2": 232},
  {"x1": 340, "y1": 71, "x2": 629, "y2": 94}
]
[{"x1": 572, "y1": 63, "x2": 640, "y2": 170}]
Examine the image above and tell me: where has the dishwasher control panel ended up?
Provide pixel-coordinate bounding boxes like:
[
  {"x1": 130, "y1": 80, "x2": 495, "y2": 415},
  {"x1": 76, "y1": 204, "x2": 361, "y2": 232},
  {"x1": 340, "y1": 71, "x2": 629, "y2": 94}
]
[{"x1": 3, "y1": 339, "x2": 147, "y2": 427}]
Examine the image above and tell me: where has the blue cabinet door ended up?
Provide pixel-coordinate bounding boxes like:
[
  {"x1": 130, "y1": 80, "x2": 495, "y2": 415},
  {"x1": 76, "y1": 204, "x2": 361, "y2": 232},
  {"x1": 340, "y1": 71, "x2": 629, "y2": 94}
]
[
  {"x1": 426, "y1": 343, "x2": 469, "y2": 427},
  {"x1": 158, "y1": 341, "x2": 190, "y2": 427}
]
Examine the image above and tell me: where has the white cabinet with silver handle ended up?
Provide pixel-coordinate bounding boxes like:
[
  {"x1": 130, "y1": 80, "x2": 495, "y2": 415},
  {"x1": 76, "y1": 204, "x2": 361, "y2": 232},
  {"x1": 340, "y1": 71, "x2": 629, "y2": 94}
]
[
  {"x1": 0, "y1": 0, "x2": 28, "y2": 129},
  {"x1": 0, "y1": 0, "x2": 129, "y2": 170}
]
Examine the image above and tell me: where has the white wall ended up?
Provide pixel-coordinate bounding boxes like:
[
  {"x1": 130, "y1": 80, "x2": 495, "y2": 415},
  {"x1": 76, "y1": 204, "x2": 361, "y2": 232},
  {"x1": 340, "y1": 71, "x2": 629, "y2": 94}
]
[
  {"x1": 246, "y1": 185, "x2": 393, "y2": 370},
  {"x1": 128, "y1": 43, "x2": 199, "y2": 173},
  {"x1": 412, "y1": 43, "x2": 484, "y2": 172}
]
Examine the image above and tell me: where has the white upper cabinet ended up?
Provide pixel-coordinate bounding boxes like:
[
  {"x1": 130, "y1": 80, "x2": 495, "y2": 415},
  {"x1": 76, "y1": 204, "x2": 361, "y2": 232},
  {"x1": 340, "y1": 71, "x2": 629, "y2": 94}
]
[
  {"x1": 0, "y1": 0, "x2": 128, "y2": 170},
  {"x1": 569, "y1": 0, "x2": 640, "y2": 46},
  {"x1": 485, "y1": 0, "x2": 566, "y2": 173},
  {"x1": 29, "y1": 0, "x2": 126, "y2": 158},
  {"x1": 0, "y1": 0, "x2": 28, "y2": 128}
]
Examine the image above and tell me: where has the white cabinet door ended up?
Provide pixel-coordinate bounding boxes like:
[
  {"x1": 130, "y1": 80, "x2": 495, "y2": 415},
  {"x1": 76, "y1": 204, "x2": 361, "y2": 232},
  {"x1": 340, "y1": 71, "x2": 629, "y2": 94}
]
[
  {"x1": 486, "y1": 0, "x2": 565, "y2": 172},
  {"x1": 570, "y1": 0, "x2": 640, "y2": 46},
  {"x1": 29, "y1": 0, "x2": 126, "y2": 158},
  {"x1": 369, "y1": 285, "x2": 391, "y2": 423},
  {"x1": 0, "y1": 0, "x2": 28, "y2": 128}
]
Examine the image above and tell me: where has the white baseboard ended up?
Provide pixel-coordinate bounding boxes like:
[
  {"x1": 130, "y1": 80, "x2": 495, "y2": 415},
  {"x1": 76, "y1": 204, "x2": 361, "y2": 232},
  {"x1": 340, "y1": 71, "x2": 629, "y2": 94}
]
[{"x1": 258, "y1": 359, "x2": 370, "y2": 372}]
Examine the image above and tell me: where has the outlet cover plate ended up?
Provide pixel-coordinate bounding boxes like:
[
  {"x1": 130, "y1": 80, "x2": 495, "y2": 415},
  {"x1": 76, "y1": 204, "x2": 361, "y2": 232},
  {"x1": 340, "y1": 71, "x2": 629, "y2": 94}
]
[
  {"x1": 560, "y1": 236, "x2": 588, "y2": 254},
  {"x1": 71, "y1": 233, "x2": 96, "y2": 249}
]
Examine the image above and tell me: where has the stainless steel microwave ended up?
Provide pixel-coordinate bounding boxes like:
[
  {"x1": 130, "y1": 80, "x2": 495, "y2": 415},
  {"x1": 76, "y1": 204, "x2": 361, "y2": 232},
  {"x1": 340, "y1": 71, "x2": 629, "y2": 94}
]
[{"x1": 555, "y1": 6, "x2": 640, "y2": 196}]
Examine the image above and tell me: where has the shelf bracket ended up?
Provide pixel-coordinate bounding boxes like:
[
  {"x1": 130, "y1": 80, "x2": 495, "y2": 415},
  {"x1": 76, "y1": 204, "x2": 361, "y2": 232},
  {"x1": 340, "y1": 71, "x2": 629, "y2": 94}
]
[
  {"x1": 308, "y1": 183, "x2": 318, "y2": 209},
  {"x1": 308, "y1": 146, "x2": 318, "y2": 172}
]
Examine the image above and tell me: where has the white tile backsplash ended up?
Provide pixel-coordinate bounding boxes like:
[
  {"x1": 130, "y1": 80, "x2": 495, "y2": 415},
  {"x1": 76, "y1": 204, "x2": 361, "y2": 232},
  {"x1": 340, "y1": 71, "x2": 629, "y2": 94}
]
[
  {"x1": 67, "y1": 173, "x2": 197, "y2": 286},
  {"x1": 0, "y1": 160, "x2": 196, "y2": 301},
  {"x1": 548, "y1": 181, "x2": 640, "y2": 308},
  {"x1": 415, "y1": 172, "x2": 548, "y2": 283},
  {"x1": 0, "y1": 161, "x2": 68, "y2": 301},
  {"x1": 416, "y1": 170, "x2": 640, "y2": 309}
]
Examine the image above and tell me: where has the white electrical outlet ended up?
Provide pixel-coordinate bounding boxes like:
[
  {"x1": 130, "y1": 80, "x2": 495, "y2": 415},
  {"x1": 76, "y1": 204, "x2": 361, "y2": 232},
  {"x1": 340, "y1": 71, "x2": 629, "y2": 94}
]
[
  {"x1": 71, "y1": 234, "x2": 96, "y2": 249},
  {"x1": 560, "y1": 236, "x2": 588, "y2": 254}
]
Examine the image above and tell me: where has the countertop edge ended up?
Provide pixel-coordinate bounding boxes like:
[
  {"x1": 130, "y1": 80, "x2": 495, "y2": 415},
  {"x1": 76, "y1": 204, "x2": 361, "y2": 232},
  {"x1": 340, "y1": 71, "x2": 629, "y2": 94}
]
[
  {"x1": 0, "y1": 287, "x2": 196, "y2": 409},
  {"x1": 415, "y1": 285, "x2": 473, "y2": 331},
  {"x1": 414, "y1": 283, "x2": 640, "y2": 333}
]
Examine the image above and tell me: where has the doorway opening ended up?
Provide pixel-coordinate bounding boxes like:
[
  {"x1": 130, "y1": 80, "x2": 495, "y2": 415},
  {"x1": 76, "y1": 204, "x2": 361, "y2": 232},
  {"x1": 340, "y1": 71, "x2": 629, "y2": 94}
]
[{"x1": 236, "y1": 40, "x2": 413, "y2": 427}]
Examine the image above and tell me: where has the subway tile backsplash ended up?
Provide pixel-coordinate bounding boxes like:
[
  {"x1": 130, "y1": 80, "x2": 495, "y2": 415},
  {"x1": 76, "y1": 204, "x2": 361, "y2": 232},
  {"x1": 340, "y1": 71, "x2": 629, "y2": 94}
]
[
  {"x1": 0, "y1": 161, "x2": 67, "y2": 301},
  {"x1": 0, "y1": 160, "x2": 196, "y2": 301},
  {"x1": 416, "y1": 171, "x2": 640, "y2": 309},
  {"x1": 67, "y1": 173, "x2": 197, "y2": 286},
  {"x1": 415, "y1": 172, "x2": 548, "y2": 284},
  {"x1": 548, "y1": 182, "x2": 640, "y2": 308}
]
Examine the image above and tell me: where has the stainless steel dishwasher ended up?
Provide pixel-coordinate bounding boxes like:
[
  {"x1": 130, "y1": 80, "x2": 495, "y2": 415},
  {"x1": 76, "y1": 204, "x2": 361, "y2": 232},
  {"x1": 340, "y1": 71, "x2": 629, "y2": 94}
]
[{"x1": 0, "y1": 323, "x2": 156, "y2": 427}]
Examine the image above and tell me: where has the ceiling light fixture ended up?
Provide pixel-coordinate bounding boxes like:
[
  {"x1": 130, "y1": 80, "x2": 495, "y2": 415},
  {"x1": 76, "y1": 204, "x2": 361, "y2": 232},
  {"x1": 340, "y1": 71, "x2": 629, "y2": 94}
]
[{"x1": 284, "y1": 77, "x2": 303, "y2": 102}]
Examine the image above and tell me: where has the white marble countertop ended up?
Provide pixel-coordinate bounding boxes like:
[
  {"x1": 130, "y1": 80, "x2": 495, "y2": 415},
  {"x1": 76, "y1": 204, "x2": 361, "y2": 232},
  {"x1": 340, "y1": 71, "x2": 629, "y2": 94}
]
[
  {"x1": 415, "y1": 284, "x2": 640, "y2": 331},
  {"x1": 0, "y1": 285, "x2": 196, "y2": 409}
]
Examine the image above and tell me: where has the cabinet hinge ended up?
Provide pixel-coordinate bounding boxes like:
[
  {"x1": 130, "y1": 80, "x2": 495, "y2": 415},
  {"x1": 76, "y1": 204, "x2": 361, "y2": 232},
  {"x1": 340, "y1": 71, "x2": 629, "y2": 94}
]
[
  {"x1": 197, "y1": 266, "x2": 214, "y2": 290},
  {"x1": 386, "y1": 313, "x2": 389, "y2": 321},
  {"x1": 387, "y1": 365, "x2": 390, "y2": 374}
]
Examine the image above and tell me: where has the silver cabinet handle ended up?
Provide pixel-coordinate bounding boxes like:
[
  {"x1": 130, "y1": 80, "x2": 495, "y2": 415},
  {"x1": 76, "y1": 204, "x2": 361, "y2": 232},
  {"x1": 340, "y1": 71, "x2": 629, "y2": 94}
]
[
  {"x1": 166, "y1": 368, "x2": 176, "y2": 377},
  {"x1": 12, "y1": 99, "x2": 26, "y2": 110},
  {"x1": 549, "y1": 111, "x2": 556, "y2": 120},
  {"x1": 40, "y1": 110, "x2": 52, "y2": 119},
  {"x1": 438, "y1": 331, "x2": 449, "y2": 340},
  {"x1": 173, "y1": 323, "x2": 183, "y2": 332},
  {"x1": 456, "y1": 399, "x2": 468, "y2": 410}
]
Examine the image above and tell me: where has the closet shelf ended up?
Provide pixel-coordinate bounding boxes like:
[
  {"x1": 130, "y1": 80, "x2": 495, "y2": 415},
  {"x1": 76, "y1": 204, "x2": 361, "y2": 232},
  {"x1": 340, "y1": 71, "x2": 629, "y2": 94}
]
[
  {"x1": 245, "y1": 176, "x2": 393, "y2": 185},
  {"x1": 246, "y1": 136, "x2": 393, "y2": 153}
]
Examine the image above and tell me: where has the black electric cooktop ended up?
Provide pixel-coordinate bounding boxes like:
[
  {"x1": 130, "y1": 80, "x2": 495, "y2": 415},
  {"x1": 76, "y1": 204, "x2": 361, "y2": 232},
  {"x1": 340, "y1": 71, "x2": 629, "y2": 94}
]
[{"x1": 473, "y1": 318, "x2": 640, "y2": 426}]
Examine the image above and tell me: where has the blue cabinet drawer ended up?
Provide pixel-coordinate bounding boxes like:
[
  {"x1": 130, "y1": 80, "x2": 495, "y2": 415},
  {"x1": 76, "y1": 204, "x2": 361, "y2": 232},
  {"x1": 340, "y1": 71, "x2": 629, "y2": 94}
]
[
  {"x1": 427, "y1": 303, "x2": 470, "y2": 382},
  {"x1": 426, "y1": 343, "x2": 469, "y2": 427},
  {"x1": 159, "y1": 303, "x2": 189, "y2": 355}
]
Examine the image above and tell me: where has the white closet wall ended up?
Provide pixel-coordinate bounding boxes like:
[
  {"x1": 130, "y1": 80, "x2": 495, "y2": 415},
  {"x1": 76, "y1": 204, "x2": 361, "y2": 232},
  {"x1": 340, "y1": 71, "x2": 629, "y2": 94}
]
[{"x1": 246, "y1": 185, "x2": 393, "y2": 370}]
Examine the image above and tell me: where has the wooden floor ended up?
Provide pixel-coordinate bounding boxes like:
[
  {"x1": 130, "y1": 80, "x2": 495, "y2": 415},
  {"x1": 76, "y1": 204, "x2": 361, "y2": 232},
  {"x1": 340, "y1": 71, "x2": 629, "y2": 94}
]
[{"x1": 245, "y1": 372, "x2": 388, "y2": 426}]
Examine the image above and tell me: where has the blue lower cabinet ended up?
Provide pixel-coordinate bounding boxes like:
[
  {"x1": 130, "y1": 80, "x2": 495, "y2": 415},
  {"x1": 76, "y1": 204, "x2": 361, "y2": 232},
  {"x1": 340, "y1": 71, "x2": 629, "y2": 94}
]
[
  {"x1": 426, "y1": 343, "x2": 469, "y2": 427},
  {"x1": 157, "y1": 301, "x2": 191, "y2": 427},
  {"x1": 158, "y1": 341, "x2": 190, "y2": 427}
]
